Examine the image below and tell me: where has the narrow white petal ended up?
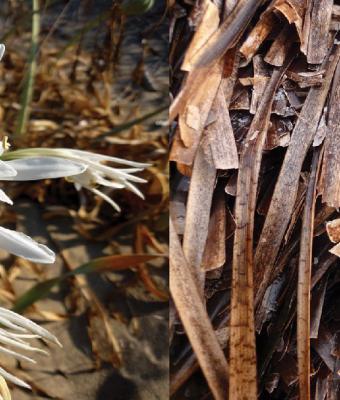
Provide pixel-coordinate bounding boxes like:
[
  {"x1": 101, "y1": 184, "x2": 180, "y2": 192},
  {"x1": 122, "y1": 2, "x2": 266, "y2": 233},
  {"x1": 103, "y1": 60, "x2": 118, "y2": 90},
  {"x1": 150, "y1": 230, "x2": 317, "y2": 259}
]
[
  {"x1": 0, "y1": 332, "x2": 48, "y2": 355},
  {"x1": 60, "y1": 149, "x2": 151, "y2": 168},
  {"x1": 0, "y1": 308, "x2": 61, "y2": 346},
  {"x1": 0, "y1": 160, "x2": 17, "y2": 179},
  {"x1": 0, "y1": 44, "x2": 5, "y2": 62},
  {"x1": 0, "y1": 333, "x2": 39, "y2": 341},
  {"x1": 93, "y1": 174, "x2": 125, "y2": 189},
  {"x1": 123, "y1": 180, "x2": 145, "y2": 199},
  {"x1": 0, "y1": 345, "x2": 37, "y2": 364},
  {"x1": 111, "y1": 168, "x2": 145, "y2": 173},
  {"x1": 0, "y1": 367, "x2": 31, "y2": 389},
  {"x1": 0, "y1": 328, "x2": 38, "y2": 342},
  {"x1": 89, "y1": 162, "x2": 147, "y2": 183},
  {"x1": 90, "y1": 188, "x2": 121, "y2": 212},
  {"x1": 0, "y1": 190, "x2": 12, "y2": 205},
  {"x1": 0, "y1": 375, "x2": 12, "y2": 400},
  {"x1": 0, "y1": 317, "x2": 27, "y2": 333},
  {"x1": 0, "y1": 227, "x2": 55, "y2": 264},
  {"x1": 2, "y1": 157, "x2": 87, "y2": 181}
]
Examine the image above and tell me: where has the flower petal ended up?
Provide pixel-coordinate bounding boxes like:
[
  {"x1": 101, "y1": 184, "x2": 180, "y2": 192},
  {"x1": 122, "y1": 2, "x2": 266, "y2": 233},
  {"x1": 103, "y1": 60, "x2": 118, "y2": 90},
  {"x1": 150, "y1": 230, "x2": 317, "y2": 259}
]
[
  {"x1": 0, "y1": 160, "x2": 17, "y2": 179},
  {"x1": 2, "y1": 157, "x2": 87, "y2": 181},
  {"x1": 59, "y1": 149, "x2": 151, "y2": 168},
  {"x1": 0, "y1": 308, "x2": 61, "y2": 346},
  {"x1": 0, "y1": 375, "x2": 12, "y2": 400},
  {"x1": 0, "y1": 227, "x2": 55, "y2": 263},
  {"x1": 0, "y1": 344, "x2": 37, "y2": 364},
  {"x1": 0, "y1": 366, "x2": 31, "y2": 389},
  {"x1": 0, "y1": 190, "x2": 12, "y2": 205},
  {"x1": 90, "y1": 188, "x2": 121, "y2": 212},
  {"x1": 0, "y1": 44, "x2": 5, "y2": 62}
]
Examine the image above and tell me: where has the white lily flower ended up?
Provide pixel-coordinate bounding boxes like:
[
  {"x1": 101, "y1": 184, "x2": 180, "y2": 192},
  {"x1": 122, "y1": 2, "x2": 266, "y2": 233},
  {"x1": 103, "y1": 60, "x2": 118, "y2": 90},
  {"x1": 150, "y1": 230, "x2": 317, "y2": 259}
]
[
  {"x1": 0, "y1": 308, "x2": 61, "y2": 391},
  {"x1": 0, "y1": 140, "x2": 87, "y2": 263},
  {"x1": 2, "y1": 148, "x2": 151, "y2": 212}
]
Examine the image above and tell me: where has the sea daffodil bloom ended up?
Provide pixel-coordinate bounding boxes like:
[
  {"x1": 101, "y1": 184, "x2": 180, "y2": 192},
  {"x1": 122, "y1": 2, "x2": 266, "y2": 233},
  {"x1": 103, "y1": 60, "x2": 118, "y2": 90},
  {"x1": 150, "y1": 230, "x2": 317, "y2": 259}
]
[
  {"x1": 0, "y1": 140, "x2": 87, "y2": 263},
  {"x1": 2, "y1": 148, "x2": 151, "y2": 212}
]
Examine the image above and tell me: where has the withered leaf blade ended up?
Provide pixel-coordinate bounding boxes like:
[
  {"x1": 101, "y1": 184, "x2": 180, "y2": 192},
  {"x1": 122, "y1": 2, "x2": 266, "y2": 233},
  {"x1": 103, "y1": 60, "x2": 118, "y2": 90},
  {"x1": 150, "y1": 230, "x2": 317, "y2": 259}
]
[
  {"x1": 201, "y1": 84, "x2": 239, "y2": 170},
  {"x1": 182, "y1": 0, "x2": 219, "y2": 72},
  {"x1": 320, "y1": 61, "x2": 340, "y2": 207},
  {"x1": 229, "y1": 60, "x2": 290, "y2": 399},
  {"x1": 169, "y1": 218, "x2": 229, "y2": 400},
  {"x1": 201, "y1": 186, "x2": 227, "y2": 271},
  {"x1": 188, "y1": 0, "x2": 263, "y2": 69},
  {"x1": 182, "y1": 145, "x2": 216, "y2": 293},
  {"x1": 297, "y1": 149, "x2": 320, "y2": 400},
  {"x1": 307, "y1": 0, "x2": 333, "y2": 64}
]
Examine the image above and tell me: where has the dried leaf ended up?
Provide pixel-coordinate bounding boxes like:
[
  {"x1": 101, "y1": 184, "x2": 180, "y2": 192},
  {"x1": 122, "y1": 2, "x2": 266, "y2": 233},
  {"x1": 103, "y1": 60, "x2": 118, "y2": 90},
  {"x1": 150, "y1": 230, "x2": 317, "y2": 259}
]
[
  {"x1": 201, "y1": 187, "x2": 226, "y2": 271},
  {"x1": 297, "y1": 149, "x2": 320, "y2": 400},
  {"x1": 229, "y1": 60, "x2": 290, "y2": 399},
  {"x1": 326, "y1": 218, "x2": 340, "y2": 243},
  {"x1": 329, "y1": 242, "x2": 340, "y2": 257},
  {"x1": 170, "y1": 218, "x2": 229, "y2": 400},
  {"x1": 320, "y1": 61, "x2": 340, "y2": 207},
  {"x1": 182, "y1": 146, "x2": 216, "y2": 292},
  {"x1": 182, "y1": 0, "x2": 220, "y2": 72},
  {"x1": 201, "y1": 85, "x2": 239, "y2": 169},
  {"x1": 188, "y1": 0, "x2": 263, "y2": 69},
  {"x1": 239, "y1": 13, "x2": 277, "y2": 65},
  {"x1": 307, "y1": 0, "x2": 333, "y2": 64}
]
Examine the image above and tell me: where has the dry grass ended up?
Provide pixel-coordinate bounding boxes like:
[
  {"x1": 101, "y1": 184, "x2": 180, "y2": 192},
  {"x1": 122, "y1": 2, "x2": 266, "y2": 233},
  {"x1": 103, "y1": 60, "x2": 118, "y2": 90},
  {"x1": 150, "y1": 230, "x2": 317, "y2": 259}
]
[{"x1": 0, "y1": 1, "x2": 168, "y2": 399}]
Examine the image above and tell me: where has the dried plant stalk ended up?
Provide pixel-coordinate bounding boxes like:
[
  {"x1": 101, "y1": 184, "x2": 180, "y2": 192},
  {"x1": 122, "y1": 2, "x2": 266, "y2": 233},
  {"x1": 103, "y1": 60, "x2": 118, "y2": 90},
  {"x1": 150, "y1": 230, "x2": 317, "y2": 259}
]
[
  {"x1": 320, "y1": 61, "x2": 340, "y2": 207},
  {"x1": 182, "y1": 146, "x2": 216, "y2": 293},
  {"x1": 297, "y1": 149, "x2": 320, "y2": 400},
  {"x1": 170, "y1": 218, "x2": 229, "y2": 400},
  {"x1": 230, "y1": 61, "x2": 290, "y2": 399}
]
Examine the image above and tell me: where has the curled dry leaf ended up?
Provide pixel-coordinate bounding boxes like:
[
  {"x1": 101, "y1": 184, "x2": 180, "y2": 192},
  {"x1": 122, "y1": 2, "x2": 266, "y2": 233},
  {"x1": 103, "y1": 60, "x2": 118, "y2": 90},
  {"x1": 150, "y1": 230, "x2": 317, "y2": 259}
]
[{"x1": 326, "y1": 219, "x2": 340, "y2": 243}]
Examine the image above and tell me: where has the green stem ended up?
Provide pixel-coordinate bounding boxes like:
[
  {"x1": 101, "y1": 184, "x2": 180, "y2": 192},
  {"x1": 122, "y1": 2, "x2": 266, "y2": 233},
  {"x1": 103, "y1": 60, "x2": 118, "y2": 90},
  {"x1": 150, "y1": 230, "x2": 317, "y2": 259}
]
[{"x1": 15, "y1": 0, "x2": 41, "y2": 137}]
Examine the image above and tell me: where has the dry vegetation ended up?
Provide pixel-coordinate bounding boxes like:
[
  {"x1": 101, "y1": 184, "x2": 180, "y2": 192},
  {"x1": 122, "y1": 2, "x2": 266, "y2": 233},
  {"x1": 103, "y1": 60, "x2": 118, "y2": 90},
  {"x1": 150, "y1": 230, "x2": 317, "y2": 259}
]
[
  {"x1": 0, "y1": 1, "x2": 168, "y2": 399},
  {"x1": 170, "y1": 1, "x2": 340, "y2": 399}
]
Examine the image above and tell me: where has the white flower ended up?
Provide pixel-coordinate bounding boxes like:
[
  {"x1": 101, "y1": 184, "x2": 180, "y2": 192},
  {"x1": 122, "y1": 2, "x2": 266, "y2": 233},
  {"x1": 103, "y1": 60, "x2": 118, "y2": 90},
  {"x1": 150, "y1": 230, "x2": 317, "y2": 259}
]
[
  {"x1": 2, "y1": 148, "x2": 151, "y2": 212},
  {"x1": 0, "y1": 307, "x2": 61, "y2": 391},
  {"x1": 0, "y1": 139, "x2": 87, "y2": 263}
]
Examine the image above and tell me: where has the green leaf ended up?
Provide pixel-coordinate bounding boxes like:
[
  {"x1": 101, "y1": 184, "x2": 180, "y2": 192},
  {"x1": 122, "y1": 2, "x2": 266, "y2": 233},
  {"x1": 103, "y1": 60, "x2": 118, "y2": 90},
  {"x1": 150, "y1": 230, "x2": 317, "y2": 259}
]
[
  {"x1": 12, "y1": 253, "x2": 167, "y2": 312},
  {"x1": 13, "y1": 278, "x2": 60, "y2": 313}
]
